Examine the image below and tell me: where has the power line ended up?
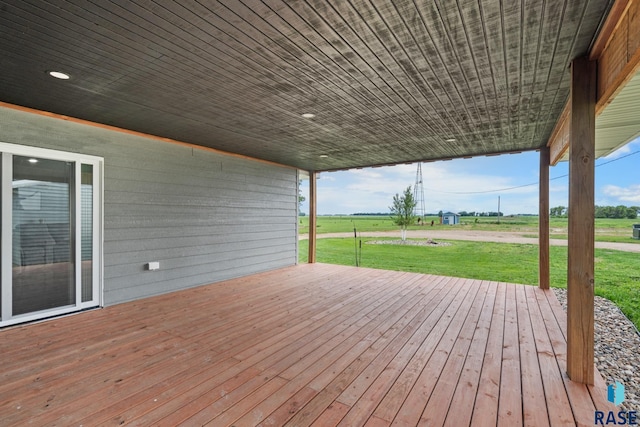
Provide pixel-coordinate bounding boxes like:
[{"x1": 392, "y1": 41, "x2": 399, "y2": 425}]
[{"x1": 430, "y1": 149, "x2": 640, "y2": 195}]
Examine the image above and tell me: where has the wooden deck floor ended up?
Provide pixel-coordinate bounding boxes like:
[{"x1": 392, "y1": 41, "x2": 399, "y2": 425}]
[{"x1": 0, "y1": 263, "x2": 614, "y2": 426}]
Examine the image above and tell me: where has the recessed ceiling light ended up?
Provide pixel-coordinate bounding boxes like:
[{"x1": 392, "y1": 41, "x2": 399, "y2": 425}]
[
  {"x1": 28, "y1": 158, "x2": 38, "y2": 164},
  {"x1": 301, "y1": 113, "x2": 315, "y2": 119},
  {"x1": 48, "y1": 71, "x2": 70, "y2": 80},
  {"x1": 446, "y1": 138, "x2": 456, "y2": 142},
  {"x1": 319, "y1": 154, "x2": 329, "y2": 158}
]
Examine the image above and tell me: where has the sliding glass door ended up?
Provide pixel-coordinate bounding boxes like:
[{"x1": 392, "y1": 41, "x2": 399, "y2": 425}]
[{"x1": 1, "y1": 143, "x2": 102, "y2": 327}]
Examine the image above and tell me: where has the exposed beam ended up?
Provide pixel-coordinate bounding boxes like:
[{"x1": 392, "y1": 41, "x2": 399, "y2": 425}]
[
  {"x1": 539, "y1": 147, "x2": 550, "y2": 290},
  {"x1": 566, "y1": 56, "x2": 596, "y2": 385},
  {"x1": 547, "y1": 102, "x2": 571, "y2": 165},
  {"x1": 548, "y1": 0, "x2": 640, "y2": 165},
  {"x1": 589, "y1": 0, "x2": 633, "y2": 60},
  {"x1": 308, "y1": 171, "x2": 317, "y2": 264},
  {"x1": 596, "y1": 0, "x2": 640, "y2": 115}
]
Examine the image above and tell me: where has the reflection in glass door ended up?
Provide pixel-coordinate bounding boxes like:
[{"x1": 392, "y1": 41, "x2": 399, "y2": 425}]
[
  {"x1": 81, "y1": 164, "x2": 93, "y2": 302},
  {"x1": 1, "y1": 144, "x2": 102, "y2": 327},
  {"x1": 12, "y1": 156, "x2": 75, "y2": 315}
]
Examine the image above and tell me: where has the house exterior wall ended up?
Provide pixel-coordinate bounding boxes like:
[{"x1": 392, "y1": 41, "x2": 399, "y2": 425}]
[{"x1": 0, "y1": 106, "x2": 298, "y2": 305}]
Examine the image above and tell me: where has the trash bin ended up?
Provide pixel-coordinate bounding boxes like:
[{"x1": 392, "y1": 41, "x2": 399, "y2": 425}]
[{"x1": 633, "y1": 224, "x2": 640, "y2": 239}]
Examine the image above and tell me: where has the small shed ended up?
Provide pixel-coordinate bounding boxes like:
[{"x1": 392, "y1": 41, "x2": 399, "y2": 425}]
[{"x1": 442, "y1": 212, "x2": 460, "y2": 225}]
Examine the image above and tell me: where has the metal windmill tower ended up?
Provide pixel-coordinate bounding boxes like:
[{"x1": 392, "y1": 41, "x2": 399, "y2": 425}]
[{"x1": 413, "y1": 163, "x2": 426, "y2": 223}]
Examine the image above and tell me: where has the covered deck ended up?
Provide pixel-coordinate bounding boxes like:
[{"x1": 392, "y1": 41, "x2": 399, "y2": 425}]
[{"x1": 0, "y1": 264, "x2": 614, "y2": 426}]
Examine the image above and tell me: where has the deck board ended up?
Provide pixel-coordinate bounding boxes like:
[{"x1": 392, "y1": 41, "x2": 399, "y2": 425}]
[
  {"x1": 419, "y1": 280, "x2": 490, "y2": 426},
  {"x1": 443, "y1": 281, "x2": 497, "y2": 427},
  {"x1": 0, "y1": 263, "x2": 615, "y2": 426},
  {"x1": 516, "y1": 285, "x2": 550, "y2": 427},
  {"x1": 498, "y1": 284, "x2": 523, "y2": 427}
]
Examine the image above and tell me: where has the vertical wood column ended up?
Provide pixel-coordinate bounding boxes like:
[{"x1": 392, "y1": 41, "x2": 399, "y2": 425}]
[
  {"x1": 567, "y1": 56, "x2": 596, "y2": 385},
  {"x1": 539, "y1": 146, "x2": 550, "y2": 290},
  {"x1": 308, "y1": 171, "x2": 317, "y2": 263}
]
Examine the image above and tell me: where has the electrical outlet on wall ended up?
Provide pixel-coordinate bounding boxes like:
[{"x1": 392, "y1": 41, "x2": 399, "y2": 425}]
[{"x1": 146, "y1": 262, "x2": 160, "y2": 271}]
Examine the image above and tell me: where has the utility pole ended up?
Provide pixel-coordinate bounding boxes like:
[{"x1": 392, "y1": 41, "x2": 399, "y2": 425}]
[{"x1": 498, "y1": 196, "x2": 501, "y2": 224}]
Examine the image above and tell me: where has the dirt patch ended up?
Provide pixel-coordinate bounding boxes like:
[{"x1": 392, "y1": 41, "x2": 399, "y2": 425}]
[
  {"x1": 300, "y1": 230, "x2": 640, "y2": 253},
  {"x1": 367, "y1": 239, "x2": 452, "y2": 247}
]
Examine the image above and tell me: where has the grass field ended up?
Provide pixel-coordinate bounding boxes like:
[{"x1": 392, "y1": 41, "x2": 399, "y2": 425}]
[
  {"x1": 298, "y1": 215, "x2": 640, "y2": 243},
  {"x1": 298, "y1": 237, "x2": 640, "y2": 329}
]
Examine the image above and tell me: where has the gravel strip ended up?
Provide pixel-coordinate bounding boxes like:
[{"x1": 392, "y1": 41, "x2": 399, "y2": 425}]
[{"x1": 553, "y1": 288, "x2": 640, "y2": 411}]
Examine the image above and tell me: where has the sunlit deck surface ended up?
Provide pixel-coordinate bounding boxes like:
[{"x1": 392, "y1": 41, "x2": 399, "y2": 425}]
[{"x1": 1, "y1": 263, "x2": 614, "y2": 426}]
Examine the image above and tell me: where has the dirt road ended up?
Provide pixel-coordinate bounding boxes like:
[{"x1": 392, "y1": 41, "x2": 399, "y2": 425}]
[{"x1": 300, "y1": 229, "x2": 640, "y2": 253}]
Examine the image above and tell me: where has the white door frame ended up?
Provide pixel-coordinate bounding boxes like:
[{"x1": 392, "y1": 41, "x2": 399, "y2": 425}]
[{"x1": 0, "y1": 142, "x2": 103, "y2": 327}]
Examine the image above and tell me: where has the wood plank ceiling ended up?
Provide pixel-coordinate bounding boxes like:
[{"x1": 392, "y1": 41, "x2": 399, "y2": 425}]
[{"x1": 0, "y1": 0, "x2": 613, "y2": 171}]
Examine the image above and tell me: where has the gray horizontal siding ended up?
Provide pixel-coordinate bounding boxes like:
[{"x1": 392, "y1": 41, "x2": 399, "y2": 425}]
[{"x1": 0, "y1": 106, "x2": 298, "y2": 305}]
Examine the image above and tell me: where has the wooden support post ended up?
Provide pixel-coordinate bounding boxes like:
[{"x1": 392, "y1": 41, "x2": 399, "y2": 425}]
[
  {"x1": 567, "y1": 56, "x2": 596, "y2": 385},
  {"x1": 539, "y1": 146, "x2": 550, "y2": 290},
  {"x1": 308, "y1": 171, "x2": 317, "y2": 263}
]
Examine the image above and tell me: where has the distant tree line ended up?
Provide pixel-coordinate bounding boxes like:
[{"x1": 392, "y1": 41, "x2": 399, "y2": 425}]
[
  {"x1": 352, "y1": 211, "x2": 509, "y2": 217},
  {"x1": 456, "y1": 211, "x2": 503, "y2": 217},
  {"x1": 550, "y1": 205, "x2": 639, "y2": 219},
  {"x1": 352, "y1": 212, "x2": 390, "y2": 216}
]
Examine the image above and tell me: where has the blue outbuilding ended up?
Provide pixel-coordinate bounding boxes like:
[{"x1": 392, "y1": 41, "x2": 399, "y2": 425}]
[{"x1": 442, "y1": 212, "x2": 460, "y2": 225}]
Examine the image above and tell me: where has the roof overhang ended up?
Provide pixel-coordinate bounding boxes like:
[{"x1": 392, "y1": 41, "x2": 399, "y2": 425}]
[
  {"x1": 595, "y1": 71, "x2": 640, "y2": 159},
  {"x1": 0, "y1": 1, "x2": 622, "y2": 171},
  {"x1": 549, "y1": 0, "x2": 640, "y2": 164}
]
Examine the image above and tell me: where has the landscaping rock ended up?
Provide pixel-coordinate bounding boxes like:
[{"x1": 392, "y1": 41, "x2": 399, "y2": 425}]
[{"x1": 553, "y1": 288, "x2": 640, "y2": 412}]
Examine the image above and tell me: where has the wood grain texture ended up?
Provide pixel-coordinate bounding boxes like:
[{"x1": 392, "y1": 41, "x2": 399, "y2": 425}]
[
  {"x1": 548, "y1": 0, "x2": 639, "y2": 164},
  {"x1": 547, "y1": 101, "x2": 570, "y2": 165},
  {"x1": 308, "y1": 171, "x2": 317, "y2": 263},
  {"x1": 0, "y1": 0, "x2": 614, "y2": 171},
  {"x1": 539, "y1": 147, "x2": 550, "y2": 290},
  {"x1": 0, "y1": 264, "x2": 615, "y2": 425},
  {"x1": 596, "y1": 0, "x2": 640, "y2": 115},
  {"x1": 567, "y1": 56, "x2": 596, "y2": 385},
  {"x1": 590, "y1": 0, "x2": 632, "y2": 60}
]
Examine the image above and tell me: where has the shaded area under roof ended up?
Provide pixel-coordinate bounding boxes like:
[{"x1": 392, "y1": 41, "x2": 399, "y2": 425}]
[{"x1": 0, "y1": 0, "x2": 614, "y2": 170}]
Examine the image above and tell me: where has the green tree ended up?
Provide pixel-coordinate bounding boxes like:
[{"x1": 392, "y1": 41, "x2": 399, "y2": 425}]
[
  {"x1": 594, "y1": 205, "x2": 637, "y2": 218},
  {"x1": 298, "y1": 181, "x2": 306, "y2": 214},
  {"x1": 390, "y1": 186, "x2": 417, "y2": 241}
]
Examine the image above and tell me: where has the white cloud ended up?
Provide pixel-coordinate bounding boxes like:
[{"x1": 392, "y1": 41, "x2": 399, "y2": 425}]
[
  {"x1": 317, "y1": 174, "x2": 336, "y2": 182},
  {"x1": 602, "y1": 184, "x2": 640, "y2": 204},
  {"x1": 299, "y1": 146, "x2": 637, "y2": 216},
  {"x1": 605, "y1": 144, "x2": 632, "y2": 159},
  {"x1": 604, "y1": 136, "x2": 640, "y2": 159},
  {"x1": 310, "y1": 160, "x2": 543, "y2": 215}
]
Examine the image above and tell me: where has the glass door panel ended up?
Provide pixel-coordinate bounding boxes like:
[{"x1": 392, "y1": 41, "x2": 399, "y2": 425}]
[
  {"x1": 81, "y1": 164, "x2": 93, "y2": 302},
  {"x1": 1, "y1": 144, "x2": 102, "y2": 326},
  {"x1": 12, "y1": 156, "x2": 75, "y2": 315}
]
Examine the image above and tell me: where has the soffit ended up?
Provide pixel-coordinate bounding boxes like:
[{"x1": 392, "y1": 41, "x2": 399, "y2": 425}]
[
  {"x1": 0, "y1": 1, "x2": 613, "y2": 170},
  {"x1": 596, "y1": 70, "x2": 639, "y2": 159}
]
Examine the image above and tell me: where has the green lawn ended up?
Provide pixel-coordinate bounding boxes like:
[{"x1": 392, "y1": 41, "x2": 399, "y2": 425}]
[
  {"x1": 298, "y1": 238, "x2": 640, "y2": 329},
  {"x1": 298, "y1": 215, "x2": 640, "y2": 243}
]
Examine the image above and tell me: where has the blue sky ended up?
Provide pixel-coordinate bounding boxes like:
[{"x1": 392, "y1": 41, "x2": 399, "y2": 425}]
[{"x1": 299, "y1": 137, "x2": 640, "y2": 216}]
